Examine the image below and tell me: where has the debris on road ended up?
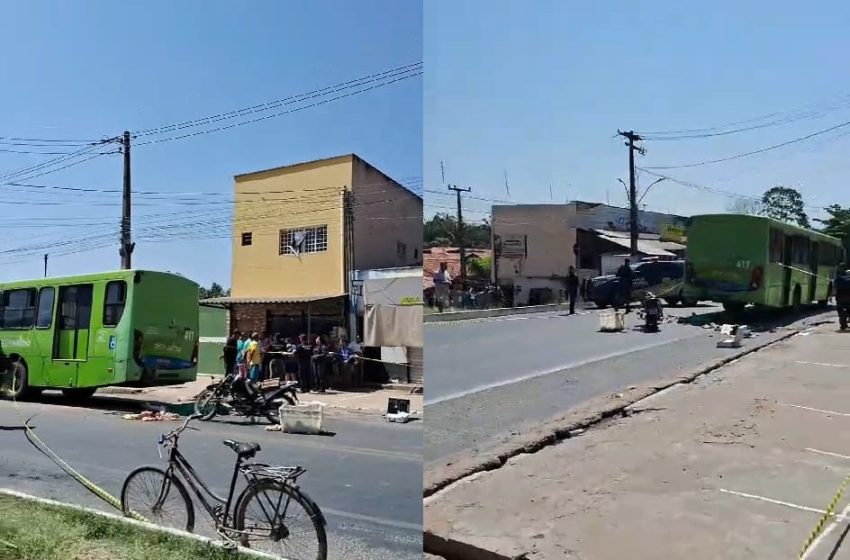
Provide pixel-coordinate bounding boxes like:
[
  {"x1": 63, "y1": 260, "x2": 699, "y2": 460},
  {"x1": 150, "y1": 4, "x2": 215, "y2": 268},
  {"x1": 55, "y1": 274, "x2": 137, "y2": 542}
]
[{"x1": 121, "y1": 411, "x2": 181, "y2": 422}]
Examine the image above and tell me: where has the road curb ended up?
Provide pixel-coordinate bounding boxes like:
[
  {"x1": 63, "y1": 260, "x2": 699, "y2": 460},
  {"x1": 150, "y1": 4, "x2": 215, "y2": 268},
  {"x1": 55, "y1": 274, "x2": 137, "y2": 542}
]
[
  {"x1": 424, "y1": 530, "x2": 517, "y2": 560},
  {"x1": 425, "y1": 303, "x2": 572, "y2": 323},
  {"x1": 423, "y1": 327, "x2": 802, "y2": 499},
  {"x1": 0, "y1": 488, "x2": 283, "y2": 560}
]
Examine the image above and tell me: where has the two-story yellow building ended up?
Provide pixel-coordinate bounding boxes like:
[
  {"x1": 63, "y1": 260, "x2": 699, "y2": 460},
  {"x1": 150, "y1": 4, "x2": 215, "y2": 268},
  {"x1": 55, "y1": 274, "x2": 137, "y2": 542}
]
[{"x1": 217, "y1": 153, "x2": 422, "y2": 340}]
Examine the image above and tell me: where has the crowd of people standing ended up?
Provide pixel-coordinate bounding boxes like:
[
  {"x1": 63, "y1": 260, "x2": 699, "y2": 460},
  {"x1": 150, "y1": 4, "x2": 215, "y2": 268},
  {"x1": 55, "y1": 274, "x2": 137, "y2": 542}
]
[{"x1": 222, "y1": 330, "x2": 363, "y2": 393}]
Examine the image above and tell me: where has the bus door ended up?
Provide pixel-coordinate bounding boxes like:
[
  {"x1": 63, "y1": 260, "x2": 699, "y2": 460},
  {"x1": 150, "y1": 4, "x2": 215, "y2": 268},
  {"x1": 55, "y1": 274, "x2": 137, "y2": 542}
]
[
  {"x1": 782, "y1": 236, "x2": 793, "y2": 306},
  {"x1": 49, "y1": 284, "x2": 93, "y2": 386},
  {"x1": 810, "y1": 242, "x2": 819, "y2": 303}
]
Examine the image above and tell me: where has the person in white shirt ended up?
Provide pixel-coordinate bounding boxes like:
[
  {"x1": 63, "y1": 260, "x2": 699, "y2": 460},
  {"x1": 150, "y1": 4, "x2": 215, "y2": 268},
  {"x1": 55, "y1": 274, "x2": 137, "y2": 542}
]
[{"x1": 433, "y1": 262, "x2": 452, "y2": 312}]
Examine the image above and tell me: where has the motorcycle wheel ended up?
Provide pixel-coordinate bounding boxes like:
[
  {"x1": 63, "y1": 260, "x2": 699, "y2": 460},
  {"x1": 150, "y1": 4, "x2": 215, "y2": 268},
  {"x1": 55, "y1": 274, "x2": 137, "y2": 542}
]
[{"x1": 194, "y1": 388, "x2": 220, "y2": 421}]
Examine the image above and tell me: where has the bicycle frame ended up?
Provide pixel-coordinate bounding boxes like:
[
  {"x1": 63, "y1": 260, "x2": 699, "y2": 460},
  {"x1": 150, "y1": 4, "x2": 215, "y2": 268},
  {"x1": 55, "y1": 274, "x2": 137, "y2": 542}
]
[{"x1": 156, "y1": 439, "x2": 245, "y2": 527}]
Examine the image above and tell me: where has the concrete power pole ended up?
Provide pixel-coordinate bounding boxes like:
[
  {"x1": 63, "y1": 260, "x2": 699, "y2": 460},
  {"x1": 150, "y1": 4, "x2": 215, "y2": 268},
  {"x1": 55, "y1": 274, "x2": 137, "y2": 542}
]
[
  {"x1": 119, "y1": 130, "x2": 135, "y2": 269},
  {"x1": 618, "y1": 130, "x2": 644, "y2": 255},
  {"x1": 448, "y1": 184, "x2": 471, "y2": 285}
]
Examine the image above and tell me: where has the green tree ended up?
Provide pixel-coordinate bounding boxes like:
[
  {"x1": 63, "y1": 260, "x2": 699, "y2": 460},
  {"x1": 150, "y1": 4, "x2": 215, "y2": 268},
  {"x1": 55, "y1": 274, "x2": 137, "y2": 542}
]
[
  {"x1": 761, "y1": 186, "x2": 810, "y2": 228},
  {"x1": 815, "y1": 204, "x2": 850, "y2": 254},
  {"x1": 199, "y1": 283, "x2": 229, "y2": 300},
  {"x1": 424, "y1": 213, "x2": 491, "y2": 248},
  {"x1": 468, "y1": 256, "x2": 492, "y2": 281}
]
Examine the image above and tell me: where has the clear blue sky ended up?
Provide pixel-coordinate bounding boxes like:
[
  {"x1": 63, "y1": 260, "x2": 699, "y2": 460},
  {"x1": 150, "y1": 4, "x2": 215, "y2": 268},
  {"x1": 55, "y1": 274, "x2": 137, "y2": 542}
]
[
  {"x1": 424, "y1": 1, "x2": 850, "y2": 224},
  {"x1": 0, "y1": 0, "x2": 422, "y2": 286}
]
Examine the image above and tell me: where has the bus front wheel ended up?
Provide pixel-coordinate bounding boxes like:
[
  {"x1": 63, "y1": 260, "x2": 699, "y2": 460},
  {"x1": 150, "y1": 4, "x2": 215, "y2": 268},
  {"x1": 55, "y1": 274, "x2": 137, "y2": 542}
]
[{"x1": 62, "y1": 387, "x2": 97, "y2": 402}]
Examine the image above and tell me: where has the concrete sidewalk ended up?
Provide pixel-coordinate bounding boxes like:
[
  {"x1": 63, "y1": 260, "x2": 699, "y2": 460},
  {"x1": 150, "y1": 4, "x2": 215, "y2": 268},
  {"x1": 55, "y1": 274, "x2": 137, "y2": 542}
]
[
  {"x1": 97, "y1": 376, "x2": 423, "y2": 418},
  {"x1": 425, "y1": 320, "x2": 850, "y2": 559}
]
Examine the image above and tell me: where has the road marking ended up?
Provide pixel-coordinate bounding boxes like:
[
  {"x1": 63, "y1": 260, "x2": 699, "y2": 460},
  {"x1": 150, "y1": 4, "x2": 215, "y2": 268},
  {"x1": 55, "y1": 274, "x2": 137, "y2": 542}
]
[
  {"x1": 796, "y1": 361, "x2": 849, "y2": 368},
  {"x1": 425, "y1": 332, "x2": 702, "y2": 406},
  {"x1": 719, "y1": 489, "x2": 828, "y2": 515},
  {"x1": 322, "y1": 507, "x2": 422, "y2": 532},
  {"x1": 806, "y1": 448, "x2": 850, "y2": 461},
  {"x1": 783, "y1": 404, "x2": 850, "y2": 417}
]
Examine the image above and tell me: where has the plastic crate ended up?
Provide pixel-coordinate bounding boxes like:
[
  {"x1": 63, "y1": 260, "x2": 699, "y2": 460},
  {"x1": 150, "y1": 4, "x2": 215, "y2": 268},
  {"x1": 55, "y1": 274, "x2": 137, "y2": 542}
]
[
  {"x1": 279, "y1": 402, "x2": 323, "y2": 435},
  {"x1": 599, "y1": 310, "x2": 625, "y2": 332}
]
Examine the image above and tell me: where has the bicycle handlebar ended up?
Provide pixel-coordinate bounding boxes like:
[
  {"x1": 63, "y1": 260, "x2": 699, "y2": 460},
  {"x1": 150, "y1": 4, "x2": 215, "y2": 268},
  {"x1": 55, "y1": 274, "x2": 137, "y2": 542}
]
[{"x1": 160, "y1": 413, "x2": 203, "y2": 444}]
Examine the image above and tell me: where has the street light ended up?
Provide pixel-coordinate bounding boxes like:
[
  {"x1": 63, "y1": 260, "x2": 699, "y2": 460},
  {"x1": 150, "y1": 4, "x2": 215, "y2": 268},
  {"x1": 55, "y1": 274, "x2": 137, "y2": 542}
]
[{"x1": 638, "y1": 177, "x2": 666, "y2": 205}]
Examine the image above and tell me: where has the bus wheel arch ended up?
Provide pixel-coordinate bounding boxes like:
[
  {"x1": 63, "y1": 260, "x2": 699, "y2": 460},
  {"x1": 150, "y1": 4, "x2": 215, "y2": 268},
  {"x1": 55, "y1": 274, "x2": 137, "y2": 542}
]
[{"x1": 4, "y1": 357, "x2": 35, "y2": 400}]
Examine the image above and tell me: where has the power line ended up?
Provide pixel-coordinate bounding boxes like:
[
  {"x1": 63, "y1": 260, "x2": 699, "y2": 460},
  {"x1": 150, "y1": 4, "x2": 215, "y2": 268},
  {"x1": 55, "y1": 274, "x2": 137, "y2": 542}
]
[
  {"x1": 636, "y1": 166, "x2": 829, "y2": 212},
  {"x1": 134, "y1": 69, "x2": 421, "y2": 147},
  {"x1": 636, "y1": 93, "x2": 850, "y2": 137},
  {"x1": 134, "y1": 62, "x2": 422, "y2": 137},
  {"x1": 644, "y1": 118, "x2": 850, "y2": 170}
]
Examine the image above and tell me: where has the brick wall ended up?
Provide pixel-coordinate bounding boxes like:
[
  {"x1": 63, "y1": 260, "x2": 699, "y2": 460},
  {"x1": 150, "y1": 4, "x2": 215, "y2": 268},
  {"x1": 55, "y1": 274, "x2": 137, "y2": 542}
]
[{"x1": 231, "y1": 298, "x2": 346, "y2": 337}]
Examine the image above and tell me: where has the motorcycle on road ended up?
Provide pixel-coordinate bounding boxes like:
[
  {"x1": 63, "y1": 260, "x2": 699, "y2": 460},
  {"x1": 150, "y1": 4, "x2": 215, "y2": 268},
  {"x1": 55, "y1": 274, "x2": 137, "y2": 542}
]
[{"x1": 194, "y1": 374, "x2": 299, "y2": 424}]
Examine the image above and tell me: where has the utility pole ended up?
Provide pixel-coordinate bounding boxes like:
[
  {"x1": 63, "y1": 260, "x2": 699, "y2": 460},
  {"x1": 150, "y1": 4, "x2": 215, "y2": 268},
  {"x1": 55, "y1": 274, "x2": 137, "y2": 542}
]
[
  {"x1": 343, "y1": 189, "x2": 358, "y2": 343},
  {"x1": 43, "y1": 254, "x2": 48, "y2": 278},
  {"x1": 119, "y1": 130, "x2": 135, "y2": 269},
  {"x1": 448, "y1": 184, "x2": 471, "y2": 285},
  {"x1": 618, "y1": 130, "x2": 645, "y2": 255}
]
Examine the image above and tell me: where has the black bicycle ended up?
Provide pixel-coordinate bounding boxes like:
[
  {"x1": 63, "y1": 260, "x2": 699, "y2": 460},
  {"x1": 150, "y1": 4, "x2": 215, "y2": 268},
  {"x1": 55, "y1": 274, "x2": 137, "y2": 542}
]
[{"x1": 120, "y1": 414, "x2": 328, "y2": 559}]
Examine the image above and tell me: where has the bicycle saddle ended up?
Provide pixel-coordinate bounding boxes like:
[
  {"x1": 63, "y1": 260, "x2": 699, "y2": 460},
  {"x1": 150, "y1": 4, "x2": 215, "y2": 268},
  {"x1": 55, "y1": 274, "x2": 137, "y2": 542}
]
[{"x1": 222, "y1": 439, "x2": 261, "y2": 458}]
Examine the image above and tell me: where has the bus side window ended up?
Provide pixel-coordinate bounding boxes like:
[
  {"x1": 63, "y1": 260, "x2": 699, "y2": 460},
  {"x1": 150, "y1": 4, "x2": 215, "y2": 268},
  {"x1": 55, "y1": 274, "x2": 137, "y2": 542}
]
[
  {"x1": 36, "y1": 287, "x2": 55, "y2": 329},
  {"x1": 1, "y1": 289, "x2": 36, "y2": 329},
  {"x1": 104, "y1": 281, "x2": 127, "y2": 327},
  {"x1": 769, "y1": 229, "x2": 784, "y2": 263}
]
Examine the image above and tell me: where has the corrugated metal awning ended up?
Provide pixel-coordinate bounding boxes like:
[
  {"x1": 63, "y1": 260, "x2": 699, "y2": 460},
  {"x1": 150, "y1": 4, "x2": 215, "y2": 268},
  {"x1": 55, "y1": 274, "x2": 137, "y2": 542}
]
[
  {"x1": 200, "y1": 293, "x2": 345, "y2": 307},
  {"x1": 591, "y1": 230, "x2": 684, "y2": 256}
]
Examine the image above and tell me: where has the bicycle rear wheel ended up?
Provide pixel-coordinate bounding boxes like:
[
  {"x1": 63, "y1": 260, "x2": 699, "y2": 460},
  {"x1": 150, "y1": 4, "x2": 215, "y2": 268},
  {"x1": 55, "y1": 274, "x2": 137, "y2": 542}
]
[
  {"x1": 235, "y1": 479, "x2": 327, "y2": 560},
  {"x1": 194, "y1": 388, "x2": 220, "y2": 420},
  {"x1": 121, "y1": 466, "x2": 195, "y2": 532}
]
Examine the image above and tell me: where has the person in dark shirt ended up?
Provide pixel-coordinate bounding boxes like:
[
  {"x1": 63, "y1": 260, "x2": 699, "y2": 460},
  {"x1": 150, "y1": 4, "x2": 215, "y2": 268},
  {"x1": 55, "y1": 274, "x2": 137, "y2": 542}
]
[
  {"x1": 295, "y1": 334, "x2": 313, "y2": 392},
  {"x1": 616, "y1": 259, "x2": 635, "y2": 313},
  {"x1": 221, "y1": 330, "x2": 239, "y2": 377},
  {"x1": 311, "y1": 336, "x2": 329, "y2": 393},
  {"x1": 566, "y1": 266, "x2": 580, "y2": 315}
]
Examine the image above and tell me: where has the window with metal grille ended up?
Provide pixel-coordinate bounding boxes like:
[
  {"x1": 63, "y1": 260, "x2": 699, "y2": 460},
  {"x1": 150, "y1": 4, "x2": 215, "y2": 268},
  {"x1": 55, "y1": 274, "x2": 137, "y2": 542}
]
[
  {"x1": 279, "y1": 225, "x2": 328, "y2": 255},
  {"x1": 241, "y1": 232, "x2": 252, "y2": 246}
]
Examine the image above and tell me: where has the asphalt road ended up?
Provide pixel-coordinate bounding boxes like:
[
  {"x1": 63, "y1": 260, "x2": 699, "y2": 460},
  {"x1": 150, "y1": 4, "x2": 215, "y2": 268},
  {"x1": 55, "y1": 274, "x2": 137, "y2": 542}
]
[
  {"x1": 424, "y1": 303, "x2": 823, "y2": 465},
  {"x1": 0, "y1": 400, "x2": 422, "y2": 559}
]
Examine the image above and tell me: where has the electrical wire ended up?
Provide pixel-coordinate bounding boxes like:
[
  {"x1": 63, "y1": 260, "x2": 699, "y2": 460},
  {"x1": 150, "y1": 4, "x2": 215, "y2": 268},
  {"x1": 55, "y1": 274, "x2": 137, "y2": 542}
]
[
  {"x1": 636, "y1": 93, "x2": 850, "y2": 137},
  {"x1": 643, "y1": 119, "x2": 850, "y2": 170},
  {"x1": 134, "y1": 62, "x2": 422, "y2": 137},
  {"x1": 134, "y1": 70, "x2": 422, "y2": 146}
]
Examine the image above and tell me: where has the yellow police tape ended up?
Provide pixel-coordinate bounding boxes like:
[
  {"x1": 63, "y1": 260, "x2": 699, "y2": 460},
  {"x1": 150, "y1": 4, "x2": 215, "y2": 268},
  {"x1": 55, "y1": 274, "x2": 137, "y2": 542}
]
[
  {"x1": 5, "y1": 363, "x2": 148, "y2": 523},
  {"x1": 798, "y1": 472, "x2": 850, "y2": 558}
]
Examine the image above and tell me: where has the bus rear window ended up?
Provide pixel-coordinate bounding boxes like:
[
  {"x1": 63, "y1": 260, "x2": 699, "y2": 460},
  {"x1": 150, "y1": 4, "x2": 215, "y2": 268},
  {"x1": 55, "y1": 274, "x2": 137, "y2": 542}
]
[
  {"x1": 104, "y1": 281, "x2": 127, "y2": 327},
  {"x1": 0, "y1": 288, "x2": 37, "y2": 329}
]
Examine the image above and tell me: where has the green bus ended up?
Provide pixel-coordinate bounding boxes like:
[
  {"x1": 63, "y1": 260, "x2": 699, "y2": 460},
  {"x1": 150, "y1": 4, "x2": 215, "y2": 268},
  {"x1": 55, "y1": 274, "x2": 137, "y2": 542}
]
[
  {"x1": 682, "y1": 214, "x2": 844, "y2": 311},
  {"x1": 0, "y1": 270, "x2": 199, "y2": 400}
]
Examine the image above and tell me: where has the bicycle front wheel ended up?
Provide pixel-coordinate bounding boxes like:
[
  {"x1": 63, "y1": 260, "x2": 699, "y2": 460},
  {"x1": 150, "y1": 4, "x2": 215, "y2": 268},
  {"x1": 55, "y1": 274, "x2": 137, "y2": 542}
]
[
  {"x1": 235, "y1": 480, "x2": 327, "y2": 560},
  {"x1": 121, "y1": 466, "x2": 195, "y2": 533}
]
